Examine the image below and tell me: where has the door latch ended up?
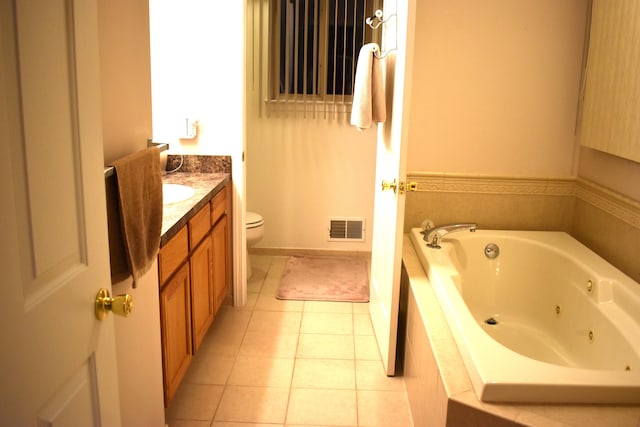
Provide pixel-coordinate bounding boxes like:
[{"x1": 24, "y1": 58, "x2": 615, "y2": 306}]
[{"x1": 381, "y1": 179, "x2": 418, "y2": 194}]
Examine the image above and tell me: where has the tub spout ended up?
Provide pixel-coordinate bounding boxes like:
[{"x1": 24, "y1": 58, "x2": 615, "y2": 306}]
[{"x1": 423, "y1": 223, "x2": 477, "y2": 248}]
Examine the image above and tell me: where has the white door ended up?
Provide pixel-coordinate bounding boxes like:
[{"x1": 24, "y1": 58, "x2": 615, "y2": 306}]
[
  {"x1": 0, "y1": 1, "x2": 122, "y2": 425},
  {"x1": 369, "y1": 0, "x2": 416, "y2": 376}
]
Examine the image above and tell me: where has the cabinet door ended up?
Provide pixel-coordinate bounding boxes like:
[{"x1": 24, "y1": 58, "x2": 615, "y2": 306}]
[
  {"x1": 190, "y1": 236, "x2": 214, "y2": 352},
  {"x1": 212, "y1": 215, "x2": 229, "y2": 314},
  {"x1": 159, "y1": 263, "x2": 192, "y2": 406}
]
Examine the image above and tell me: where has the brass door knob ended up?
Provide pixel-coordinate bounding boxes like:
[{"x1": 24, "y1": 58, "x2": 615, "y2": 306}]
[{"x1": 95, "y1": 288, "x2": 133, "y2": 320}]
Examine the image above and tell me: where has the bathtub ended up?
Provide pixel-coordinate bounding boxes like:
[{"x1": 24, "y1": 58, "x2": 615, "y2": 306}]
[{"x1": 409, "y1": 228, "x2": 640, "y2": 404}]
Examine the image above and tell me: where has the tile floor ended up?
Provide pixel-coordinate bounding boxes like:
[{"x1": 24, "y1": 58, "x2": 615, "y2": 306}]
[{"x1": 165, "y1": 255, "x2": 414, "y2": 427}]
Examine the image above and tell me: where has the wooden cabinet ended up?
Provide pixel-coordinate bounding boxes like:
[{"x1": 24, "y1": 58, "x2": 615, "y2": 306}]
[
  {"x1": 159, "y1": 262, "x2": 192, "y2": 405},
  {"x1": 190, "y1": 229, "x2": 214, "y2": 352},
  {"x1": 158, "y1": 183, "x2": 231, "y2": 406},
  {"x1": 158, "y1": 226, "x2": 188, "y2": 284},
  {"x1": 212, "y1": 214, "x2": 229, "y2": 314}
]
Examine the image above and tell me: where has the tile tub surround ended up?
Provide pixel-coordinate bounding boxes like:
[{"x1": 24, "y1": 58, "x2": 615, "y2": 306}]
[
  {"x1": 160, "y1": 172, "x2": 229, "y2": 245},
  {"x1": 401, "y1": 235, "x2": 640, "y2": 427},
  {"x1": 405, "y1": 173, "x2": 640, "y2": 283}
]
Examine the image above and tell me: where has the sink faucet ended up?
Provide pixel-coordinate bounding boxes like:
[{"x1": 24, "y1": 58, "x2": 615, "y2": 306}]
[{"x1": 423, "y1": 223, "x2": 477, "y2": 248}]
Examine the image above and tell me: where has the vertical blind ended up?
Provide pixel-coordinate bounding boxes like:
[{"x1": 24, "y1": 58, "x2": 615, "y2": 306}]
[
  {"x1": 579, "y1": 0, "x2": 640, "y2": 162},
  {"x1": 263, "y1": 0, "x2": 379, "y2": 118}
]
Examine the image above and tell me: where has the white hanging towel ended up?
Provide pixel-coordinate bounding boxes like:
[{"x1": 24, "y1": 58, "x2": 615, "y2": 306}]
[{"x1": 350, "y1": 43, "x2": 386, "y2": 130}]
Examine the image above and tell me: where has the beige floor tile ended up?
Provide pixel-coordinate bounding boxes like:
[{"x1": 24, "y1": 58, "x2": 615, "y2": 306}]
[
  {"x1": 297, "y1": 334, "x2": 355, "y2": 359},
  {"x1": 286, "y1": 388, "x2": 358, "y2": 426},
  {"x1": 352, "y1": 302, "x2": 370, "y2": 313},
  {"x1": 183, "y1": 352, "x2": 235, "y2": 385},
  {"x1": 227, "y1": 355, "x2": 294, "y2": 387},
  {"x1": 247, "y1": 261, "x2": 265, "y2": 281},
  {"x1": 247, "y1": 268, "x2": 267, "y2": 293},
  {"x1": 254, "y1": 293, "x2": 305, "y2": 312},
  {"x1": 240, "y1": 330, "x2": 299, "y2": 358},
  {"x1": 357, "y1": 390, "x2": 413, "y2": 427},
  {"x1": 292, "y1": 358, "x2": 356, "y2": 389},
  {"x1": 248, "y1": 310, "x2": 302, "y2": 334},
  {"x1": 197, "y1": 338, "x2": 241, "y2": 358},
  {"x1": 264, "y1": 257, "x2": 287, "y2": 276},
  {"x1": 212, "y1": 423, "x2": 282, "y2": 427},
  {"x1": 353, "y1": 313, "x2": 374, "y2": 335},
  {"x1": 300, "y1": 312, "x2": 353, "y2": 335},
  {"x1": 212, "y1": 306, "x2": 253, "y2": 328},
  {"x1": 259, "y1": 279, "x2": 281, "y2": 295},
  {"x1": 165, "y1": 383, "x2": 224, "y2": 421},
  {"x1": 285, "y1": 425, "x2": 357, "y2": 427},
  {"x1": 214, "y1": 385, "x2": 289, "y2": 424},
  {"x1": 355, "y1": 335, "x2": 381, "y2": 360},
  {"x1": 205, "y1": 308, "x2": 252, "y2": 345},
  {"x1": 167, "y1": 257, "x2": 411, "y2": 427},
  {"x1": 236, "y1": 291, "x2": 258, "y2": 311},
  {"x1": 303, "y1": 300, "x2": 353, "y2": 313},
  {"x1": 169, "y1": 420, "x2": 212, "y2": 427},
  {"x1": 356, "y1": 360, "x2": 405, "y2": 391},
  {"x1": 249, "y1": 254, "x2": 274, "y2": 268}
]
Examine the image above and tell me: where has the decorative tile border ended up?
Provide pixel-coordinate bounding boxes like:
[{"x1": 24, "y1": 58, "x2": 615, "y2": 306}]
[
  {"x1": 576, "y1": 178, "x2": 640, "y2": 230},
  {"x1": 407, "y1": 172, "x2": 640, "y2": 230},
  {"x1": 407, "y1": 172, "x2": 575, "y2": 196}
]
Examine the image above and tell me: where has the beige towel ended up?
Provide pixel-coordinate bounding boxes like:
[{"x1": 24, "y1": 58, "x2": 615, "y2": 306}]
[
  {"x1": 350, "y1": 43, "x2": 386, "y2": 130},
  {"x1": 110, "y1": 148, "x2": 162, "y2": 287}
]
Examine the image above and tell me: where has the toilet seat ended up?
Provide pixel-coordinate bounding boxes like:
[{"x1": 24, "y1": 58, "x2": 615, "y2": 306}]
[{"x1": 246, "y1": 211, "x2": 264, "y2": 229}]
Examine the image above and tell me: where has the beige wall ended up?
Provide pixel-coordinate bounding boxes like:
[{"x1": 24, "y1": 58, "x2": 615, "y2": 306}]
[
  {"x1": 149, "y1": 0, "x2": 247, "y2": 304},
  {"x1": 244, "y1": 0, "x2": 591, "y2": 252},
  {"x1": 244, "y1": 0, "x2": 378, "y2": 252},
  {"x1": 97, "y1": 1, "x2": 165, "y2": 425},
  {"x1": 245, "y1": 114, "x2": 377, "y2": 251},
  {"x1": 152, "y1": 0, "x2": 640, "y2": 263},
  {"x1": 149, "y1": 1, "x2": 243, "y2": 158},
  {"x1": 407, "y1": 0, "x2": 589, "y2": 177},
  {"x1": 99, "y1": 0, "x2": 153, "y2": 164}
]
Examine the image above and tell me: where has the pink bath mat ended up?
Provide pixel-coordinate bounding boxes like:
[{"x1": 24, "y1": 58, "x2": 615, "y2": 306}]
[{"x1": 276, "y1": 256, "x2": 370, "y2": 303}]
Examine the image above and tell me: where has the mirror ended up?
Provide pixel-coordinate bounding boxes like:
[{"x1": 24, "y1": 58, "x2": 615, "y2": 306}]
[{"x1": 579, "y1": 0, "x2": 640, "y2": 163}]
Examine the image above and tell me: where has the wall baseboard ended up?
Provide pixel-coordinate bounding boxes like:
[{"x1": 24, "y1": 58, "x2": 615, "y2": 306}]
[{"x1": 249, "y1": 247, "x2": 371, "y2": 259}]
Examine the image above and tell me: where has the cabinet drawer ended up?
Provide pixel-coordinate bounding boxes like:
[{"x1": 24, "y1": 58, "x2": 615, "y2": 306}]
[
  {"x1": 188, "y1": 202, "x2": 211, "y2": 249},
  {"x1": 158, "y1": 226, "x2": 188, "y2": 285},
  {"x1": 211, "y1": 186, "x2": 227, "y2": 225}
]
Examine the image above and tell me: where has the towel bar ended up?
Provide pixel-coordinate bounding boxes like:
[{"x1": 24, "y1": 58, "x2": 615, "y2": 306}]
[{"x1": 103, "y1": 143, "x2": 168, "y2": 178}]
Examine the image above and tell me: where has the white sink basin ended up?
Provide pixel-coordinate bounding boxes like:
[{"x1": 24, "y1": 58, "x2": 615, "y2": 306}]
[{"x1": 162, "y1": 183, "x2": 195, "y2": 204}]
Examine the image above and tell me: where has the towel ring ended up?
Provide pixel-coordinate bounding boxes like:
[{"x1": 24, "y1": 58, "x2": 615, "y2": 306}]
[
  {"x1": 371, "y1": 44, "x2": 396, "y2": 59},
  {"x1": 366, "y1": 9, "x2": 396, "y2": 30},
  {"x1": 366, "y1": 9, "x2": 397, "y2": 58}
]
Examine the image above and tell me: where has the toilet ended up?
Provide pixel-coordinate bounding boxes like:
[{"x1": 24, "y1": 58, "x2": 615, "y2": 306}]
[{"x1": 246, "y1": 211, "x2": 264, "y2": 278}]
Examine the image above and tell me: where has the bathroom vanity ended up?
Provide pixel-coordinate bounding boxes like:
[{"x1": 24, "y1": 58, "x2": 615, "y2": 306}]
[{"x1": 157, "y1": 171, "x2": 231, "y2": 406}]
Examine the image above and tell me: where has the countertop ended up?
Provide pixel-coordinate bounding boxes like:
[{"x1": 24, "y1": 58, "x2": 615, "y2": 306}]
[{"x1": 160, "y1": 172, "x2": 230, "y2": 246}]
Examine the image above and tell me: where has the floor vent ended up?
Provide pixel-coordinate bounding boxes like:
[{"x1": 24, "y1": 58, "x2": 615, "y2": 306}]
[{"x1": 328, "y1": 217, "x2": 365, "y2": 241}]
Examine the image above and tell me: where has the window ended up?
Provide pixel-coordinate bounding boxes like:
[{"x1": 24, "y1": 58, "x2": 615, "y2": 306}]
[{"x1": 268, "y1": 0, "x2": 380, "y2": 114}]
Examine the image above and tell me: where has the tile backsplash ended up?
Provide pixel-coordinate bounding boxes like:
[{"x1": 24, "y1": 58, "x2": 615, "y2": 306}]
[{"x1": 405, "y1": 173, "x2": 640, "y2": 283}]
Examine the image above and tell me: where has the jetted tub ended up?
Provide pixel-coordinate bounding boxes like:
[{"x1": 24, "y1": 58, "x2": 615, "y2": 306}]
[{"x1": 409, "y1": 228, "x2": 640, "y2": 403}]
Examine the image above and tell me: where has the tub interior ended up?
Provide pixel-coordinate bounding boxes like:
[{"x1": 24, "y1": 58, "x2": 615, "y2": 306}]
[
  {"x1": 410, "y1": 228, "x2": 640, "y2": 403},
  {"x1": 440, "y1": 234, "x2": 639, "y2": 370}
]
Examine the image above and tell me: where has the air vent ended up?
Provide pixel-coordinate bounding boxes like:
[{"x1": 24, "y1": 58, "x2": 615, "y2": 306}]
[{"x1": 328, "y1": 217, "x2": 365, "y2": 241}]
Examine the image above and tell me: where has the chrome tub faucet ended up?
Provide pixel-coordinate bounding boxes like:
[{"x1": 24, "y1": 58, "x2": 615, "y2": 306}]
[{"x1": 423, "y1": 223, "x2": 477, "y2": 248}]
